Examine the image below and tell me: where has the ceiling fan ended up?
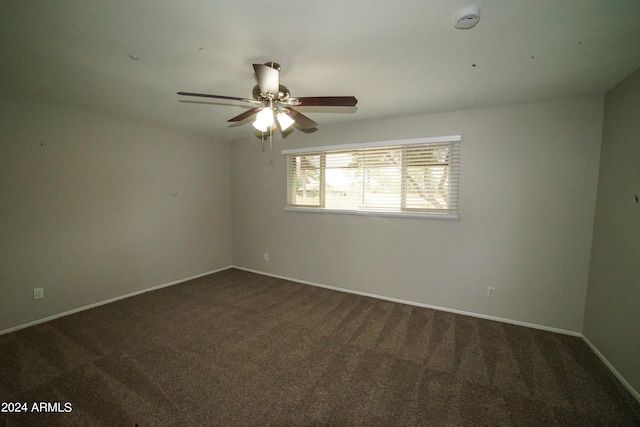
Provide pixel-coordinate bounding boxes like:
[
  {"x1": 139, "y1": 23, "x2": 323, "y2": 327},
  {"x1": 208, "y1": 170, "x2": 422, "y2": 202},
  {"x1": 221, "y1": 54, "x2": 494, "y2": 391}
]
[{"x1": 178, "y1": 62, "x2": 358, "y2": 132}]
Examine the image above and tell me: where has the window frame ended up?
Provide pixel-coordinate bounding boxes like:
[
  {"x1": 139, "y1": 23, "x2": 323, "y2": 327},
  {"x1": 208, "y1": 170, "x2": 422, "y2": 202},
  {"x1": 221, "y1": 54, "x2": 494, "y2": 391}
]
[{"x1": 282, "y1": 135, "x2": 461, "y2": 219}]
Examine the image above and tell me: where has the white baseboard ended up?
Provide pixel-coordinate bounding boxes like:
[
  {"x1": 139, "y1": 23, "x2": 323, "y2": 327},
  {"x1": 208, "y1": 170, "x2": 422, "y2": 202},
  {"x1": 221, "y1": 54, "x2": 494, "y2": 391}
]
[
  {"x1": 0, "y1": 266, "x2": 232, "y2": 336},
  {"x1": 582, "y1": 335, "x2": 640, "y2": 403},
  {"x1": 231, "y1": 265, "x2": 582, "y2": 337}
]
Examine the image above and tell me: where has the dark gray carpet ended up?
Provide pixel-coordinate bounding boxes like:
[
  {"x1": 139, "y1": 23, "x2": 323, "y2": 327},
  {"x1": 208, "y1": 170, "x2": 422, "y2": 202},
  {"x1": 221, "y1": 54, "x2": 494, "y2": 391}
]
[{"x1": 1, "y1": 268, "x2": 639, "y2": 426}]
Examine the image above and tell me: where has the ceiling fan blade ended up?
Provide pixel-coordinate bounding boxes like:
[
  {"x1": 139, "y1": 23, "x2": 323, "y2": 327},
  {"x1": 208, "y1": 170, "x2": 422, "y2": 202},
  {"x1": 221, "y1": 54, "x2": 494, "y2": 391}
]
[
  {"x1": 228, "y1": 107, "x2": 262, "y2": 122},
  {"x1": 291, "y1": 96, "x2": 358, "y2": 107},
  {"x1": 286, "y1": 107, "x2": 319, "y2": 130},
  {"x1": 177, "y1": 92, "x2": 258, "y2": 103},
  {"x1": 253, "y1": 64, "x2": 279, "y2": 96}
]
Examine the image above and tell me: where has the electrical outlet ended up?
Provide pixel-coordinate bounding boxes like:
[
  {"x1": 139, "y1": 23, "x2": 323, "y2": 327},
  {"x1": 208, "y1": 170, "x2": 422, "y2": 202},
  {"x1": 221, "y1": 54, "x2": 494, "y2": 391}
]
[
  {"x1": 487, "y1": 287, "x2": 495, "y2": 297},
  {"x1": 33, "y1": 288, "x2": 44, "y2": 299},
  {"x1": 264, "y1": 253, "x2": 269, "y2": 261}
]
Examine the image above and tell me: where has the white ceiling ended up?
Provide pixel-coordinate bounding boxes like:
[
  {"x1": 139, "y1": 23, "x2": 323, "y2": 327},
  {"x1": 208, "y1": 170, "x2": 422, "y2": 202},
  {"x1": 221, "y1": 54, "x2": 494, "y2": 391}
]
[{"x1": 2, "y1": 0, "x2": 640, "y2": 139}]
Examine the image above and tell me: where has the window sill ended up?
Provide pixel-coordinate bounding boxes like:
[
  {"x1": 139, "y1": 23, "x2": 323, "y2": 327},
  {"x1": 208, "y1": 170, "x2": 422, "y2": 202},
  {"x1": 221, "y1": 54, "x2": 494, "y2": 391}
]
[{"x1": 283, "y1": 206, "x2": 458, "y2": 220}]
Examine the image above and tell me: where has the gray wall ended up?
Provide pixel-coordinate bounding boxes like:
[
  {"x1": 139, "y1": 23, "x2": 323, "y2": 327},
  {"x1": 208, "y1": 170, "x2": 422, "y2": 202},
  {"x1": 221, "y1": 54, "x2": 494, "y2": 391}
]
[
  {"x1": 0, "y1": 95, "x2": 232, "y2": 332},
  {"x1": 4, "y1": 86, "x2": 636, "y2": 395},
  {"x1": 584, "y1": 68, "x2": 640, "y2": 395},
  {"x1": 231, "y1": 95, "x2": 604, "y2": 333}
]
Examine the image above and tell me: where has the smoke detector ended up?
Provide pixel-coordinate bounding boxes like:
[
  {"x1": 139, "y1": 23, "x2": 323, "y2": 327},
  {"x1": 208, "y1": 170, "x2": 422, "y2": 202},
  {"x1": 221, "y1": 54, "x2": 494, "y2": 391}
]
[{"x1": 455, "y1": 6, "x2": 481, "y2": 29}]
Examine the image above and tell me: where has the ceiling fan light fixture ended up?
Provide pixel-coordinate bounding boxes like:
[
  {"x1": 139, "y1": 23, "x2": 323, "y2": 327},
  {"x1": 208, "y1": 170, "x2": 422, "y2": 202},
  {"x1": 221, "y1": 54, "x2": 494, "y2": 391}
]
[
  {"x1": 252, "y1": 120, "x2": 269, "y2": 132},
  {"x1": 276, "y1": 111, "x2": 295, "y2": 131},
  {"x1": 252, "y1": 107, "x2": 274, "y2": 131},
  {"x1": 178, "y1": 61, "x2": 358, "y2": 133}
]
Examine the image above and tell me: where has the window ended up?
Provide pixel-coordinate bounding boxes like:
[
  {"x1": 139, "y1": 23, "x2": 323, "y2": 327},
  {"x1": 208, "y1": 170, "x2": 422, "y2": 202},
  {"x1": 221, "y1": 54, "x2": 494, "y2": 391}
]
[{"x1": 283, "y1": 135, "x2": 461, "y2": 219}]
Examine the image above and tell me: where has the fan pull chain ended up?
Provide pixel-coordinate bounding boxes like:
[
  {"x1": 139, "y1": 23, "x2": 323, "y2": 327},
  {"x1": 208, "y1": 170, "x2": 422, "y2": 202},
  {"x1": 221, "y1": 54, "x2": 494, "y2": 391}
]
[
  {"x1": 267, "y1": 99, "x2": 274, "y2": 164},
  {"x1": 269, "y1": 123, "x2": 273, "y2": 165}
]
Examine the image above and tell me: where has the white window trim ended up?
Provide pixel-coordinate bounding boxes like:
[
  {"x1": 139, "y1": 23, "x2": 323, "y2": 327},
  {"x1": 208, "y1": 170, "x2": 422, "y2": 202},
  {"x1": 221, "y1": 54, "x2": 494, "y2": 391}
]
[
  {"x1": 282, "y1": 206, "x2": 458, "y2": 220},
  {"x1": 281, "y1": 135, "x2": 461, "y2": 155},
  {"x1": 282, "y1": 135, "x2": 462, "y2": 220}
]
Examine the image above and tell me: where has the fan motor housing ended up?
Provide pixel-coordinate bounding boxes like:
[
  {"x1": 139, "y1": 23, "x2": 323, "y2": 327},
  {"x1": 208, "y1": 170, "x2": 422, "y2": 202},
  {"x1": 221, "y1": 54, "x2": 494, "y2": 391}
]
[{"x1": 253, "y1": 84, "x2": 290, "y2": 102}]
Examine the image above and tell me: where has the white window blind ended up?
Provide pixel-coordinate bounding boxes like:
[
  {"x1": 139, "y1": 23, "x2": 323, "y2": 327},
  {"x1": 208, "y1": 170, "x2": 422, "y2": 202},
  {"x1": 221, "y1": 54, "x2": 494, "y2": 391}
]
[{"x1": 283, "y1": 136, "x2": 461, "y2": 218}]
